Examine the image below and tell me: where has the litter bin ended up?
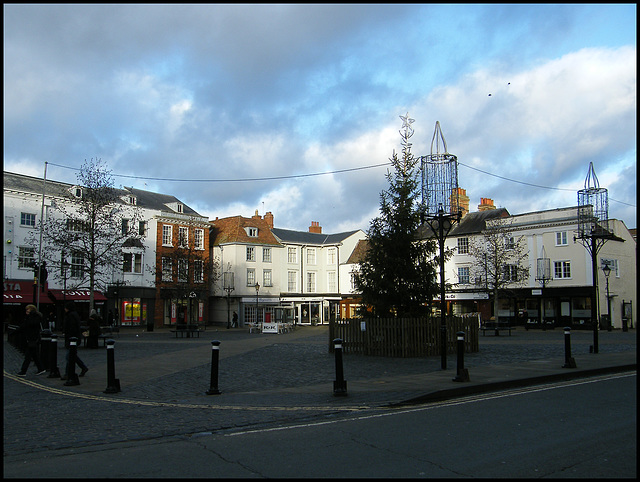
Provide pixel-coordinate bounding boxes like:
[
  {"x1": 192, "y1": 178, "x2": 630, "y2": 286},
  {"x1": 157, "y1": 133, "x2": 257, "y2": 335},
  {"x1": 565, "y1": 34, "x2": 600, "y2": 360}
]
[{"x1": 146, "y1": 320, "x2": 154, "y2": 332}]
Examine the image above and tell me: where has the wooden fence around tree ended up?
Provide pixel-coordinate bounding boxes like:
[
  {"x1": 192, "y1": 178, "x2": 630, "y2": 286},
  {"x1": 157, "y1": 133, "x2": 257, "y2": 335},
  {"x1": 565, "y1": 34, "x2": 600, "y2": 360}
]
[{"x1": 329, "y1": 314, "x2": 480, "y2": 357}]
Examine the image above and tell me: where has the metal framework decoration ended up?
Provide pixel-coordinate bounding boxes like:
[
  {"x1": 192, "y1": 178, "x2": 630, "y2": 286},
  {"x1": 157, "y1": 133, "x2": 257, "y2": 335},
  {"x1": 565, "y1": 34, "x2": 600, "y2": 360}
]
[
  {"x1": 575, "y1": 162, "x2": 622, "y2": 353},
  {"x1": 421, "y1": 121, "x2": 460, "y2": 217},
  {"x1": 577, "y1": 162, "x2": 610, "y2": 238},
  {"x1": 420, "y1": 120, "x2": 461, "y2": 370}
]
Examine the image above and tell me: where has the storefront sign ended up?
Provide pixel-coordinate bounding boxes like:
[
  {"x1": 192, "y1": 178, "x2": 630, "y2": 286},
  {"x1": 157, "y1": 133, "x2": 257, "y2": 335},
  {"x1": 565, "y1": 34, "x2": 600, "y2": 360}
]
[{"x1": 262, "y1": 322, "x2": 278, "y2": 333}]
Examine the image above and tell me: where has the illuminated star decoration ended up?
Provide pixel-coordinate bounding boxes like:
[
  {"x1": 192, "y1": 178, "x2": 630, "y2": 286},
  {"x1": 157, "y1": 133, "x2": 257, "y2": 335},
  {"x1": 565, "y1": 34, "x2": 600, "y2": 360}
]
[
  {"x1": 399, "y1": 112, "x2": 415, "y2": 129},
  {"x1": 399, "y1": 112, "x2": 415, "y2": 139}
]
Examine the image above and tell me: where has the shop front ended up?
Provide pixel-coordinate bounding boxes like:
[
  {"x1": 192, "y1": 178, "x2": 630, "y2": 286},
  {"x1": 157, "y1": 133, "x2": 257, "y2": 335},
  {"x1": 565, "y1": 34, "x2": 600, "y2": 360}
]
[
  {"x1": 499, "y1": 286, "x2": 595, "y2": 328},
  {"x1": 280, "y1": 296, "x2": 341, "y2": 325},
  {"x1": 48, "y1": 288, "x2": 108, "y2": 326},
  {"x1": 3, "y1": 279, "x2": 54, "y2": 329},
  {"x1": 159, "y1": 289, "x2": 208, "y2": 328}
]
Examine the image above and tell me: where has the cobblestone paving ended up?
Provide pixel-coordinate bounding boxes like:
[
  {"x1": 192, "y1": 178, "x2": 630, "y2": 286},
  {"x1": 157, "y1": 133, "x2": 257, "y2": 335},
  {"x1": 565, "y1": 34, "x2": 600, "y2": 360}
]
[{"x1": 3, "y1": 326, "x2": 635, "y2": 458}]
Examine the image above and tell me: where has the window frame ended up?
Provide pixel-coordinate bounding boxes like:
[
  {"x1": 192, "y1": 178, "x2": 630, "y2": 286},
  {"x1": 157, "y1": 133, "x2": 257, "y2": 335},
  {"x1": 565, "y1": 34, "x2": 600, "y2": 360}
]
[
  {"x1": 194, "y1": 228, "x2": 204, "y2": 250},
  {"x1": 162, "y1": 257, "x2": 173, "y2": 282},
  {"x1": 70, "y1": 251, "x2": 84, "y2": 278},
  {"x1": 263, "y1": 269, "x2": 272, "y2": 287},
  {"x1": 194, "y1": 259, "x2": 204, "y2": 283},
  {"x1": 306, "y1": 248, "x2": 316, "y2": 265},
  {"x1": 178, "y1": 226, "x2": 189, "y2": 248},
  {"x1": 18, "y1": 246, "x2": 35, "y2": 269},
  {"x1": 20, "y1": 212, "x2": 36, "y2": 227},
  {"x1": 458, "y1": 266, "x2": 470, "y2": 284},
  {"x1": 554, "y1": 260, "x2": 571, "y2": 279},
  {"x1": 287, "y1": 271, "x2": 297, "y2": 292},
  {"x1": 246, "y1": 268, "x2": 256, "y2": 287},
  {"x1": 162, "y1": 225, "x2": 173, "y2": 247},
  {"x1": 555, "y1": 231, "x2": 568, "y2": 246},
  {"x1": 457, "y1": 237, "x2": 469, "y2": 255}
]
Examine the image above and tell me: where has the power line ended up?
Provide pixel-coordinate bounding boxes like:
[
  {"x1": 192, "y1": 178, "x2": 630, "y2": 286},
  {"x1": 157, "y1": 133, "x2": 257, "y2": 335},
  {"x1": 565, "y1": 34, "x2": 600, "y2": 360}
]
[
  {"x1": 457, "y1": 162, "x2": 635, "y2": 208},
  {"x1": 47, "y1": 161, "x2": 392, "y2": 182},
  {"x1": 46, "y1": 160, "x2": 635, "y2": 208}
]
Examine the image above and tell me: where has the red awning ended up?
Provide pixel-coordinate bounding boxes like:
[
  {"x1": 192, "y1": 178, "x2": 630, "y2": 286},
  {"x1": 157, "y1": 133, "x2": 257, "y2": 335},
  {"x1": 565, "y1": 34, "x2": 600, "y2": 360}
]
[
  {"x1": 3, "y1": 280, "x2": 54, "y2": 305},
  {"x1": 47, "y1": 289, "x2": 108, "y2": 303}
]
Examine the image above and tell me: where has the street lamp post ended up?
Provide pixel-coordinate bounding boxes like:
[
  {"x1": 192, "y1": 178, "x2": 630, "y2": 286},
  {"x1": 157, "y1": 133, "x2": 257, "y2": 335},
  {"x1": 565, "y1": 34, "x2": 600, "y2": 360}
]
[
  {"x1": 602, "y1": 262, "x2": 612, "y2": 331},
  {"x1": 255, "y1": 282, "x2": 260, "y2": 325},
  {"x1": 223, "y1": 272, "x2": 235, "y2": 329},
  {"x1": 432, "y1": 207, "x2": 454, "y2": 370},
  {"x1": 421, "y1": 120, "x2": 461, "y2": 370}
]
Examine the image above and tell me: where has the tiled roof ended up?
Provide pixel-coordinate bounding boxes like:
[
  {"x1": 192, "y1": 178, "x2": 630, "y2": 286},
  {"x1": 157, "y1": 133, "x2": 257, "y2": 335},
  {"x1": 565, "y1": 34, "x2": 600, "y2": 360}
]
[
  {"x1": 346, "y1": 239, "x2": 369, "y2": 264},
  {"x1": 4, "y1": 171, "x2": 204, "y2": 217},
  {"x1": 210, "y1": 216, "x2": 281, "y2": 246},
  {"x1": 271, "y1": 227, "x2": 361, "y2": 246},
  {"x1": 417, "y1": 208, "x2": 510, "y2": 239}
]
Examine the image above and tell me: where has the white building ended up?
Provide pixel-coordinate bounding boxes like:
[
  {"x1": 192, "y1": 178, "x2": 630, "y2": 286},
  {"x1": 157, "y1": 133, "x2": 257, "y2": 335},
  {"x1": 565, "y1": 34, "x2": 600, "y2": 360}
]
[
  {"x1": 3, "y1": 170, "x2": 209, "y2": 329},
  {"x1": 209, "y1": 211, "x2": 366, "y2": 326},
  {"x1": 424, "y1": 205, "x2": 636, "y2": 330}
]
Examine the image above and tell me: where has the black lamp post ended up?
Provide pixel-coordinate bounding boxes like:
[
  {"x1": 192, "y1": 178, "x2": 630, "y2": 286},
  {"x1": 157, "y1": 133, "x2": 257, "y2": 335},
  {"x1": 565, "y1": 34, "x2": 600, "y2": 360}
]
[
  {"x1": 428, "y1": 206, "x2": 456, "y2": 370},
  {"x1": 223, "y1": 272, "x2": 235, "y2": 329},
  {"x1": 602, "y1": 262, "x2": 612, "y2": 331},
  {"x1": 255, "y1": 282, "x2": 260, "y2": 325}
]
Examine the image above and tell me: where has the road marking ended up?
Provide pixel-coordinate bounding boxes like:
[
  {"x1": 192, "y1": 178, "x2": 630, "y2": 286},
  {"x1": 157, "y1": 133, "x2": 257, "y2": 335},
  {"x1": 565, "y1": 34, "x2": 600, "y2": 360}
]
[
  {"x1": 2, "y1": 370, "x2": 369, "y2": 412},
  {"x1": 225, "y1": 372, "x2": 637, "y2": 437}
]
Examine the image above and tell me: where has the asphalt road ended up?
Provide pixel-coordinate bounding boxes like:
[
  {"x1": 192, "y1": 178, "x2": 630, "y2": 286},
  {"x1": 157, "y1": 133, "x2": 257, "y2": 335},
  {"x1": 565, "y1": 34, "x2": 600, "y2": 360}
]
[{"x1": 4, "y1": 372, "x2": 636, "y2": 478}]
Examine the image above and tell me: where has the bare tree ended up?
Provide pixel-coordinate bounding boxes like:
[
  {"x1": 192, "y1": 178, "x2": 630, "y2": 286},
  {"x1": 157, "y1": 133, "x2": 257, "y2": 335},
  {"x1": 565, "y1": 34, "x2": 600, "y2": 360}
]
[
  {"x1": 29, "y1": 158, "x2": 144, "y2": 312},
  {"x1": 468, "y1": 218, "x2": 529, "y2": 321}
]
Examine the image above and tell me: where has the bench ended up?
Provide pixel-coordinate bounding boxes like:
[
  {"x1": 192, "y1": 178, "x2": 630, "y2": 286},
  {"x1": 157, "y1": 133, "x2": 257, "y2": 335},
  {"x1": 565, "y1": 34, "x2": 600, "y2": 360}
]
[
  {"x1": 170, "y1": 324, "x2": 202, "y2": 338},
  {"x1": 481, "y1": 322, "x2": 514, "y2": 336},
  {"x1": 247, "y1": 322, "x2": 262, "y2": 334}
]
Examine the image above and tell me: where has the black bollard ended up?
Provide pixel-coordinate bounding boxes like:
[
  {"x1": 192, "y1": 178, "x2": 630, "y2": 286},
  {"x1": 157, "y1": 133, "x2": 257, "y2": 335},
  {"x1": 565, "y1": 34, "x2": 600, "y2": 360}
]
[
  {"x1": 206, "y1": 340, "x2": 221, "y2": 395},
  {"x1": 562, "y1": 327, "x2": 577, "y2": 368},
  {"x1": 64, "y1": 337, "x2": 80, "y2": 386},
  {"x1": 48, "y1": 334, "x2": 61, "y2": 378},
  {"x1": 333, "y1": 338, "x2": 347, "y2": 396},
  {"x1": 40, "y1": 329, "x2": 51, "y2": 371},
  {"x1": 104, "y1": 339, "x2": 121, "y2": 393},
  {"x1": 453, "y1": 331, "x2": 470, "y2": 382}
]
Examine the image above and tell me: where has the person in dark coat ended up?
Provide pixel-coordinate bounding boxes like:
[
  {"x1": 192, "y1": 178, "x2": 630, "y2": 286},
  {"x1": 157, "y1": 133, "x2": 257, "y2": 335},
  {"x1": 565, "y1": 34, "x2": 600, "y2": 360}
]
[
  {"x1": 232, "y1": 311, "x2": 238, "y2": 328},
  {"x1": 15, "y1": 304, "x2": 47, "y2": 376},
  {"x1": 62, "y1": 301, "x2": 89, "y2": 378},
  {"x1": 87, "y1": 309, "x2": 102, "y2": 349}
]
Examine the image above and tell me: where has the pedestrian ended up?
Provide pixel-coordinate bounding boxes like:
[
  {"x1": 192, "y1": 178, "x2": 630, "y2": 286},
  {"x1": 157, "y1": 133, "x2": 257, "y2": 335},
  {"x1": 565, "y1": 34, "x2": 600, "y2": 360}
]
[
  {"x1": 232, "y1": 311, "x2": 238, "y2": 328},
  {"x1": 87, "y1": 309, "x2": 102, "y2": 349},
  {"x1": 15, "y1": 305, "x2": 47, "y2": 376},
  {"x1": 61, "y1": 301, "x2": 89, "y2": 379}
]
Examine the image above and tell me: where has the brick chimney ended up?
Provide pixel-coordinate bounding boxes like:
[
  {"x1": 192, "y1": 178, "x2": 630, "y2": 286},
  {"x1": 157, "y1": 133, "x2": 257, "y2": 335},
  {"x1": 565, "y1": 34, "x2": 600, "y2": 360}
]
[
  {"x1": 478, "y1": 197, "x2": 496, "y2": 211},
  {"x1": 264, "y1": 211, "x2": 274, "y2": 229},
  {"x1": 309, "y1": 221, "x2": 322, "y2": 234},
  {"x1": 452, "y1": 187, "x2": 470, "y2": 218}
]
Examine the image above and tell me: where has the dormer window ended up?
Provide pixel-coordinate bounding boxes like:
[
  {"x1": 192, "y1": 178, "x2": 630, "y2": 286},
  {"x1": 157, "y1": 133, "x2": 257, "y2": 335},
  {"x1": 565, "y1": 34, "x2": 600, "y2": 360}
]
[
  {"x1": 164, "y1": 202, "x2": 185, "y2": 213},
  {"x1": 128, "y1": 195, "x2": 136, "y2": 205},
  {"x1": 245, "y1": 227, "x2": 258, "y2": 237},
  {"x1": 70, "y1": 186, "x2": 83, "y2": 198}
]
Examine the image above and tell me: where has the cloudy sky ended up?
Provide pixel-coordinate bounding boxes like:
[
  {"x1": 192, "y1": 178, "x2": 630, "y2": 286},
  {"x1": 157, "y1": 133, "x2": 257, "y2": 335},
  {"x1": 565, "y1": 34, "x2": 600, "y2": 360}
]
[{"x1": 4, "y1": 4, "x2": 636, "y2": 233}]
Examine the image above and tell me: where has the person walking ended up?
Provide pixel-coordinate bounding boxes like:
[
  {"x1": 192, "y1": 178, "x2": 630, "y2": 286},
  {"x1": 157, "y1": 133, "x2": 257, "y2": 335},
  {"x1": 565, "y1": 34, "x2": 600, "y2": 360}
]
[
  {"x1": 87, "y1": 309, "x2": 101, "y2": 349},
  {"x1": 232, "y1": 311, "x2": 238, "y2": 328},
  {"x1": 61, "y1": 301, "x2": 89, "y2": 379},
  {"x1": 15, "y1": 304, "x2": 47, "y2": 376}
]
